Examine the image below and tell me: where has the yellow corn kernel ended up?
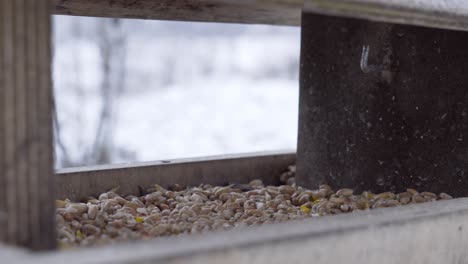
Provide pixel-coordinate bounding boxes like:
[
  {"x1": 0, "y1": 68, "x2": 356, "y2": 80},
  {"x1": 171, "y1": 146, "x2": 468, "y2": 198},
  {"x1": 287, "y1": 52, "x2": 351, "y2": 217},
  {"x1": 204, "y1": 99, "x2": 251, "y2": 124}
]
[
  {"x1": 76, "y1": 230, "x2": 83, "y2": 239},
  {"x1": 300, "y1": 205, "x2": 310, "y2": 214}
]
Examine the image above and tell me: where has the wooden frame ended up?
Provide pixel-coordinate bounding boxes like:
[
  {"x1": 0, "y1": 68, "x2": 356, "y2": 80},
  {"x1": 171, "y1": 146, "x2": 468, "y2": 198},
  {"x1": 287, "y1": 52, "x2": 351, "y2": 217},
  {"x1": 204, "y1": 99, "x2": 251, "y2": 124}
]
[
  {"x1": 304, "y1": 0, "x2": 468, "y2": 31},
  {"x1": 2, "y1": 197, "x2": 468, "y2": 263},
  {"x1": 50, "y1": 0, "x2": 468, "y2": 31},
  {"x1": 50, "y1": 0, "x2": 302, "y2": 26},
  {"x1": 56, "y1": 151, "x2": 295, "y2": 201},
  {"x1": 0, "y1": 0, "x2": 55, "y2": 250},
  {"x1": 2, "y1": 0, "x2": 468, "y2": 255}
]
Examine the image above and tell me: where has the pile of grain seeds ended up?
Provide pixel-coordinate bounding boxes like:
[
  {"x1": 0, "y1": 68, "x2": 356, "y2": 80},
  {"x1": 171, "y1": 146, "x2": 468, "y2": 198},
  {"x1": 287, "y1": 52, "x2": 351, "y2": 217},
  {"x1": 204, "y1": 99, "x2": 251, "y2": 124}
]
[{"x1": 56, "y1": 165, "x2": 453, "y2": 248}]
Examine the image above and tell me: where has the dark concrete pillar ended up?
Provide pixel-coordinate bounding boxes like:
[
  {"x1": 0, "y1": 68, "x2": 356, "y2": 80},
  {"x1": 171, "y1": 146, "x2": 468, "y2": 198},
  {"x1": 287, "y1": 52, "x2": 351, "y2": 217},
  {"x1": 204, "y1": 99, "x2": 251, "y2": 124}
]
[{"x1": 296, "y1": 12, "x2": 468, "y2": 196}]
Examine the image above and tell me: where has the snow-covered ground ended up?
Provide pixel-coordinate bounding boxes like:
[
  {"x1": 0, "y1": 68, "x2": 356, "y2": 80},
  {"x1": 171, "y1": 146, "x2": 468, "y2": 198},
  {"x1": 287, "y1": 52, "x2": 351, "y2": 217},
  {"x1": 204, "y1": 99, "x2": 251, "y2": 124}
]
[{"x1": 53, "y1": 16, "x2": 300, "y2": 168}]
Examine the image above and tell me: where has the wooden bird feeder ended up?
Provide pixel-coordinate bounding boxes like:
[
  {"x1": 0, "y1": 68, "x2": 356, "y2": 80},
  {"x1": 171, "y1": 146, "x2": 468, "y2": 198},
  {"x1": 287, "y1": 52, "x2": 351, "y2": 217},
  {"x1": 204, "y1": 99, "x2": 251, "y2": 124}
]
[{"x1": 2, "y1": 0, "x2": 468, "y2": 263}]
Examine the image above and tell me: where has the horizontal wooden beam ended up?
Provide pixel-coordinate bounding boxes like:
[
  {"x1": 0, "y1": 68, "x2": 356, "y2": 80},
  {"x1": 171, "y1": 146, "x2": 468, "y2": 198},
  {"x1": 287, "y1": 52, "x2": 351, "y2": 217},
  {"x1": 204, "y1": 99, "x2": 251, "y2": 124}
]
[
  {"x1": 51, "y1": 0, "x2": 468, "y2": 31},
  {"x1": 50, "y1": 0, "x2": 302, "y2": 25},
  {"x1": 4, "y1": 198, "x2": 468, "y2": 263},
  {"x1": 56, "y1": 151, "x2": 296, "y2": 201},
  {"x1": 305, "y1": 0, "x2": 468, "y2": 32}
]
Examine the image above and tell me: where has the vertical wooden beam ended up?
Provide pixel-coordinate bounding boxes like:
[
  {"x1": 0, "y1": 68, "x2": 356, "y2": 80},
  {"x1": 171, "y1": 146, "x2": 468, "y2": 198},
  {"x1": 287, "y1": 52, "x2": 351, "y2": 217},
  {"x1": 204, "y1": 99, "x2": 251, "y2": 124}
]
[
  {"x1": 297, "y1": 12, "x2": 468, "y2": 196},
  {"x1": 0, "y1": 0, "x2": 5, "y2": 245},
  {"x1": 0, "y1": 0, "x2": 55, "y2": 250}
]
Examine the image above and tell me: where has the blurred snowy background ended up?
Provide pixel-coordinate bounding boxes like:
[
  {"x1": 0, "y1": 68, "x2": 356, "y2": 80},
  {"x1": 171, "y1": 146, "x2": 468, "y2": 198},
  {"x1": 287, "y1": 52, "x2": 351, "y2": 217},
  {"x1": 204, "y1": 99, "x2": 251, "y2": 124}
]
[{"x1": 52, "y1": 16, "x2": 300, "y2": 168}]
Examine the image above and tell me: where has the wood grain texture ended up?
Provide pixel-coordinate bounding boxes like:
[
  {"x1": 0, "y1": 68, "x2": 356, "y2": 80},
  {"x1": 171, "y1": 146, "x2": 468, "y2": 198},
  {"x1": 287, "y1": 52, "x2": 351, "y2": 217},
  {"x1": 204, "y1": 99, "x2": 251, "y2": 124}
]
[
  {"x1": 0, "y1": 0, "x2": 55, "y2": 250},
  {"x1": 0, "y1": 0, "x2": 5, "y2": 245},
  {"x1": 297, "y1": 12, "x2": 468, "y2": 196},
  {"x1": 50, "y1": 0, "x2": 302, "y2": 25},
  {"x1": 56, "y1": 151, "x2": 296, "y2": 201},
  {"x1": 50, "y1": 0, "x2": 468, "y2": 31},
  {"x1": 305, "y1": 0, "x2": 468, "y2": 32}
]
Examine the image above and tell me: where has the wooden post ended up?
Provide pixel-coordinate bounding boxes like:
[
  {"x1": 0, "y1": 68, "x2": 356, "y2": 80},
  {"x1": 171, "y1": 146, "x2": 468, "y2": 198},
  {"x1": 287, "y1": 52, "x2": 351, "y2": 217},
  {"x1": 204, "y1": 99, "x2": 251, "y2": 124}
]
[
  {"x1": 0, "y1": 0, "x2": 55, "y2": 250},
  {"x1": 297, "y1": 12, "x2": 468, "y2": 196}
]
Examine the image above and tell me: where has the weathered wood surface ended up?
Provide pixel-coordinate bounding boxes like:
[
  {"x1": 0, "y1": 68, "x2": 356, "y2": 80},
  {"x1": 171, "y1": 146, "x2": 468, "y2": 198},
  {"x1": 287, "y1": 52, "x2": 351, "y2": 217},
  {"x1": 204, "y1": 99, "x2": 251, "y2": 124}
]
[
  {"x1": 0, "y1": 0, "x2": 55, "y2": 250},
  {"x1": 56, "y1": 151, "x2": 296, "y2": 201},
  {"x1": 297, "y1": 12, "x2": 468, "y2": 196},
  {"x1": 0, "y1": 0, "x2": 4, "y2": 245},
  {"x1": 3, "y1": 198, "x2": 468, "y2": 263},
  {"x1": 51, "y1": 0, "x2": 468, "y2": 31},
  {"x1": 50, "y1": 0, "x2": 302, "y2": 25},
  {"x1": 305, "y1": 0, "x2": 468, "y2": 32}
]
